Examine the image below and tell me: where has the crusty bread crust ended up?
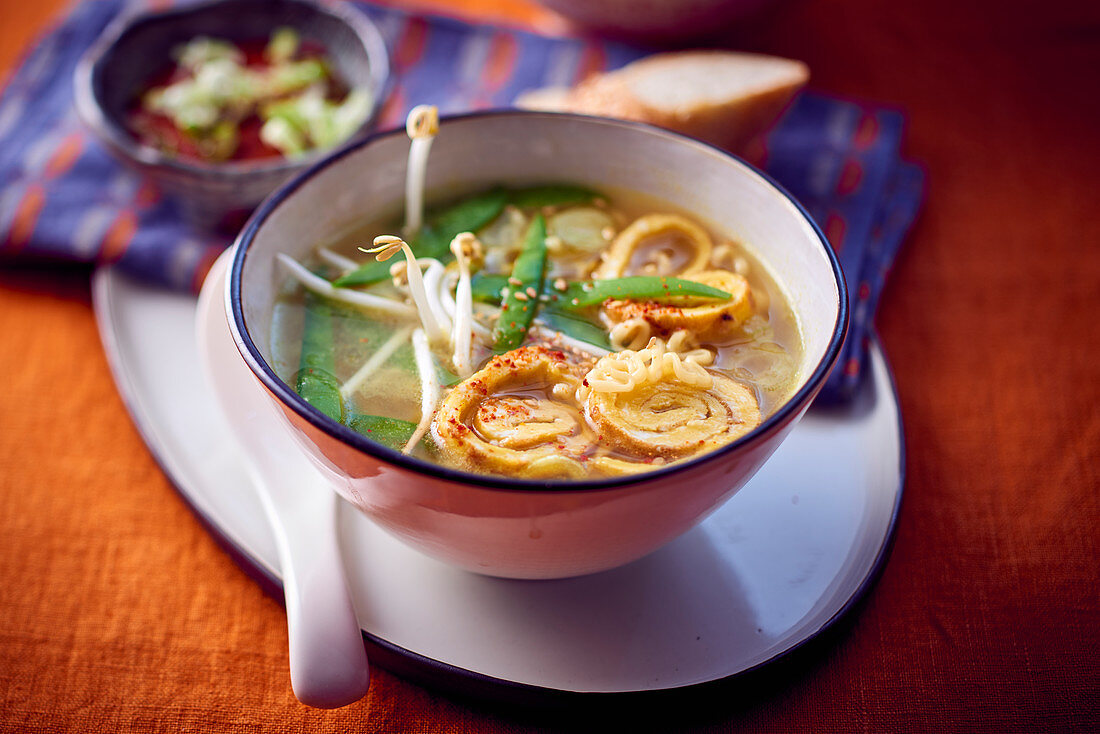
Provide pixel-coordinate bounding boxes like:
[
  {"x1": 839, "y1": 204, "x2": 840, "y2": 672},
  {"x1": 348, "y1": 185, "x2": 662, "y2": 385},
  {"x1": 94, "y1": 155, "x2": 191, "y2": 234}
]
[{"x1": 515, "y1": 51, "x2": 809, "y2": 152}]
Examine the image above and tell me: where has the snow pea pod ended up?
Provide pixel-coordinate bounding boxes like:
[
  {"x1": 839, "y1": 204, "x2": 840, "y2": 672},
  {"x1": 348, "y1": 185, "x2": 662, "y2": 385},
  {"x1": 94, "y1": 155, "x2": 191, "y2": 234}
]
[
  {"x1": 473, "y1": 274, "x2": 732, "y2": 310},
  {"x1": 555, "y1": 276, "x2": 732, "y2": 309},
  {"x1": 334, "y1": 188, "x2": 508, "y2": 287},
  {"x1": 510, "y1": 184, "x2": 598, "y2": 209},
  {"x1": 536, "y1": 308, "x2": 613, "y2": 352},
  {"x1": 294, "y1": 293, "x2": 344, "y2": 422},
  {"x1": 347, "y1": 414, "x2": 420, "y2": 450},
  {"x1": 470, "y1": 272, "x2": 509, "y2": 303},
  {"x1": 492, "y1": 214, "x2": 547, "y2": 352}
]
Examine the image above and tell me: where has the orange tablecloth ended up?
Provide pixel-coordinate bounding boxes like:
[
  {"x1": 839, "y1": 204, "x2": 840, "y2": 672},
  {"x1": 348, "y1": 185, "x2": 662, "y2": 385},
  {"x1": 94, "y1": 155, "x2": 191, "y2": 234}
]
[{"x1": 1, "y1": 0, "x2": 1097, "y2": 730}]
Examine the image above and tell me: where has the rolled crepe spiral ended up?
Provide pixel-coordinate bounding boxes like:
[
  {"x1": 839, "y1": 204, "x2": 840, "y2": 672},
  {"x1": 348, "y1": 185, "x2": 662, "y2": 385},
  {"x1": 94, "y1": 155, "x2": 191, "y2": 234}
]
[
  {"x1": 433, "y1": 346, "x2": 605, "y2": 478},
  {"x1": 593, "y1": 214, "x2": 712, "y2": 279},
  {"x1": 580, "y1": 336, "x2": 761, "y2": 460},
  {"x1": 603, "y1": 269, "x2": 755, "y2": 342}
]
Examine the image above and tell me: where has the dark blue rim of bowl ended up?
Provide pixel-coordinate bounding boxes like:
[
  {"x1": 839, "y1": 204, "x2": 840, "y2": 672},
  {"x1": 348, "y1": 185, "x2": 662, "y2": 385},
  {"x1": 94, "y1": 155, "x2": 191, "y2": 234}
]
[
  {"x1": 229, "y1": 109, "x2": 850, "y2": 494},
  {"x1": 72, "y1": 0, "x2": 391, "y2": 179}
]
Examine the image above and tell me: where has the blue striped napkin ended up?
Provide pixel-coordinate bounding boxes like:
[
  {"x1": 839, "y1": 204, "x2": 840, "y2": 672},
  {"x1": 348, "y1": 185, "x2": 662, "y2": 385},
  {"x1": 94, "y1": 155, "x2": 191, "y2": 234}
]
[{"x1": 0, "y1": 0, "x2": 922, "y2": 401}]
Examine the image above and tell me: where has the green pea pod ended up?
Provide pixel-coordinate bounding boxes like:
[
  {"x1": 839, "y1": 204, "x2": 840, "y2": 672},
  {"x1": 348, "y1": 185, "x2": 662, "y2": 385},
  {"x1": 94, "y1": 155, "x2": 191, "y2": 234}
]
[
  {"x1": 436, "y1": 361, "x2": 463, "y2": 387},
  {"x1": 470, "y1": 272, "x2": 509, "y2": 303},
  {"x1": 294, "y1": 293, "x2": 344, "y2": 422},
  {"x1": 537, "y1": 307, "x2": 613, "y2": 352},
  {"x1": 347, "y1": 414, "x2": 420, "y2": 451},
  {"x1": 431, "y1": 187, "x2": 509, "y2": 242},
  {"x1": 557, "y1": 276, "x2": 732, "y2": 309},
  {"x1": 510, "y1": 184, "x2": 598, "y2": 209},
  {"x1": 492, "y1": 214, "x2": 547, "y2": 352},
  {"x1": 333, "y1": 188, "x2": 508, "y2": 287},
  {"x1": 474, "y1": 274, "x2": 731, "y2": 311}
]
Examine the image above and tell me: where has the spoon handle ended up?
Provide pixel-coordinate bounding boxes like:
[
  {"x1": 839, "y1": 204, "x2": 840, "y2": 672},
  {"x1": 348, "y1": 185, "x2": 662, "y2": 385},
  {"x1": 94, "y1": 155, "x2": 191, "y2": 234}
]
[
  {"x1": 253, "y1": 473, "x2": 370, "y2": 708},
  {"x1": 197, "y1": 249, "x2": 369, "y2": 709}
]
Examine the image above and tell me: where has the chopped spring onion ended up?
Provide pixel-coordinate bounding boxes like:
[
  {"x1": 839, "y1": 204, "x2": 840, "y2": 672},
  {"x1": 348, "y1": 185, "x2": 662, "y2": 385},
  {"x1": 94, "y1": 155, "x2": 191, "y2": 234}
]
[{"x1": 265, "y1": 27, "x2": 299, "y2": 64}]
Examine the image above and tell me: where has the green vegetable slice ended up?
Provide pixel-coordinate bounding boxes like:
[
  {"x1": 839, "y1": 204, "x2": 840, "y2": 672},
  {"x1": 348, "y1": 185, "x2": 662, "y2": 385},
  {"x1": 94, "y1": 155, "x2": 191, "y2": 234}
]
[
  {"x1": 334, "y1": 188, "x2": 508, "y2": 287},
  {"x1": 556, "y1": 276, "x2": 732, "y2": 309},
  {"x1": 347, "y1": 414, "x2": 419, "y2": 451},
  {"x1": 510, "y1": 184, "x2": 599, "y2": 209},
  {"x1": 492, "y1": 214, "x2": 547, "y2": 352},
  {"x1": 265, "y1": 27, "x2": 299, "y2": 64},
  {"x1": 473, "y1": 274, "x2": 732, "y2": 310},
  {"x1": 547, "y1": 207, "x2": 615, "y2": 253},
  {"x1": 537, "y1": 307, "x2": 613, "y2": 352},
  {"x1": 436, "y1": 361, "x2": 463, "y2": 387},
  {"x1": 431, "y1": 187, "x2": 509, "y2": 244},
  {"x1": 294, "y1": 293, "x2": 343, "y2": 422},
  {"x1": 476, "y1": 274, "x2": 732, "y2": 310},
  {"x1": 470, "y1": 272, "x2": 509, "y2": 303}
]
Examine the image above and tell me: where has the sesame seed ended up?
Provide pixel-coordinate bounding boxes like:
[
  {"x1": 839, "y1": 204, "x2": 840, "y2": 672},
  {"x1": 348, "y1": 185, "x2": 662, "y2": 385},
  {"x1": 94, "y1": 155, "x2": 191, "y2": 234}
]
[
  {"x1": 526, "y1": 287, "x2": 537, "y2": 298},
  {"x1": 553, "y1": 278, "x2": 567, "y2": 291},
  {"x1": 508, "y1": 276, "x2": 522, "y2": 286},
  {"x1": 514, "y1": 292, "x2": 529, "y2": 301}
]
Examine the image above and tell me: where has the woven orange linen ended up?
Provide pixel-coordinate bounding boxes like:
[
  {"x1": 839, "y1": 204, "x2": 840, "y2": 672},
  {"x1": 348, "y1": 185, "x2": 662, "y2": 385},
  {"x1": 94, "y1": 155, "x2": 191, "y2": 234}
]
[{"x1": 1, "y1": 0, "x2": 1098, "y2": 731}]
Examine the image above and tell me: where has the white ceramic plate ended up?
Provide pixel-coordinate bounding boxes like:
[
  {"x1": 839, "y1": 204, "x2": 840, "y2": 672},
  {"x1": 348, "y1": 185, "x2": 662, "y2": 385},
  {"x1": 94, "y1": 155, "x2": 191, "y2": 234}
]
[{"x1": 92, "y1": 264, "x2": 903, "y2": 700}]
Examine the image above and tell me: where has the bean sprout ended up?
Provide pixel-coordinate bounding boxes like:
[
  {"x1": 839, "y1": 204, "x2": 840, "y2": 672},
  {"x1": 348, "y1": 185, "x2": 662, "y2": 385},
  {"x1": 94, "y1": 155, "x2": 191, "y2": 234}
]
[
  {"x1": 316, "y1": 246, "x2": 359, "y2": 273},
  {"x1": 406, "y1": 328, "x2": 439, "y2": 454},
  {"x1": 339, "y1": 326, "x2": 413, "y2": 399},
  {"x1": 276, "y1": 254, "x2": 416, "y2": 318},
  {"x1": 363, "y1": 236, "x2": 449, "y2": 344},
  {"x1": 403, "y1": 105, "x2": 438, "y2": 237},
  {"x1": 449, "y1": 232, "x2": 480, "y2": 378}
]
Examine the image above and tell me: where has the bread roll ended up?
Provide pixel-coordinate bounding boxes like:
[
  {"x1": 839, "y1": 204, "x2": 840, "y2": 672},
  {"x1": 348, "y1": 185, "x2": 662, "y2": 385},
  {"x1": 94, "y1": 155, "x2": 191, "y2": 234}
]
[{"x1": 515, "y1": 50, "x2": 808, "y2": 152}]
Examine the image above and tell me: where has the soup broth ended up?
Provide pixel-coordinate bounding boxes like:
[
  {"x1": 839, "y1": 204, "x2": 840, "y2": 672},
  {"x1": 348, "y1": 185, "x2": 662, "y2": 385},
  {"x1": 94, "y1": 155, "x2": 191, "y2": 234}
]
[{"x1": 272, "y1": 184, "x2": 802, "y2": 480}]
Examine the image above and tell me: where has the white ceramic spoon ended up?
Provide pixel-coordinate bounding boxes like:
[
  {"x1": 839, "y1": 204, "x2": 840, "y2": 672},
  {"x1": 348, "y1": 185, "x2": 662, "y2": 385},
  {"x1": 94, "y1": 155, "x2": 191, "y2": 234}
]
[{"x1": 195, "y1": 251, "x2": 370, "y2": 708}]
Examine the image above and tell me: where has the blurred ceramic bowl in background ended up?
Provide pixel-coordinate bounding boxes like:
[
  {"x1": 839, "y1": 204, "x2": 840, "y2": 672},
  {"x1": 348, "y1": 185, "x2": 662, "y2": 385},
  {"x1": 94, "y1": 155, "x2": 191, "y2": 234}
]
[
  {"x1": 225, "y1": 111, "x2": 847, "y2": 580},
  {"x1": 73, "y1": 0, "x2": 389, "y2": 231},
  {"x1": 533, "y1": 0, "x2": 774, "y2": 43}
]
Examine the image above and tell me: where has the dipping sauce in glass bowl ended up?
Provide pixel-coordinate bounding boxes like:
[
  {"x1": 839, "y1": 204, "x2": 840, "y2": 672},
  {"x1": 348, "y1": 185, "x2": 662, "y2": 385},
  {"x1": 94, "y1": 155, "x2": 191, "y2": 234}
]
[
  {"x1": 74, "y1": 0, "x2": 389, "y2": 229},
  {"x1": 127, "y1": 28, "x2": 372, "y2": 164}
]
